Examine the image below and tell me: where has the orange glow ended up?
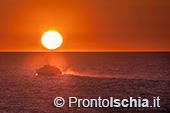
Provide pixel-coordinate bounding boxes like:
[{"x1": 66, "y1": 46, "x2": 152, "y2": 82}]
[
  {"x1": 0, "y1": 0, "x2": 170, "y2": 52},
  {"x1": 41, "y1": 31, "x2": 63, "y2": 50}
]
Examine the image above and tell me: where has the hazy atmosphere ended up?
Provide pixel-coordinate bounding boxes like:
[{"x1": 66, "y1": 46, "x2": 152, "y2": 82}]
[{"x1": 0, "y1": 0, "x2": 170, "y2": 51}]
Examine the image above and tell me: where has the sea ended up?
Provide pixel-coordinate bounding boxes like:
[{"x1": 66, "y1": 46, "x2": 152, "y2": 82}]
[{"x1": 0, "y1": 52, "x2": 170, "y2": 113}]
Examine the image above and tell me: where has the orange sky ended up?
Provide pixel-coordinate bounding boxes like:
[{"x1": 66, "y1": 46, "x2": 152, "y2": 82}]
[{"x1": 0, "y1": 0, "x2": 170, "y2": 52}]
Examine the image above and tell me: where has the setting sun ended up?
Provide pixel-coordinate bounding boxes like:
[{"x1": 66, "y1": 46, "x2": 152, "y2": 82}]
[{"x1": 41, "y1": 31, "x2": 63, "y2": 50}]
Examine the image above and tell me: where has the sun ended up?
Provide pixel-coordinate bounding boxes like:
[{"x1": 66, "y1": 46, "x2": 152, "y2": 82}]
[{"x1": 41, "y1": 30, "x2": 63, "y2": 50}]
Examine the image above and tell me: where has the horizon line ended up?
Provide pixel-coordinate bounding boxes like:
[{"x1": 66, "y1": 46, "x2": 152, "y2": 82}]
[{"x1": 0, "y1": 50, "x2": 170, "y2": 52}]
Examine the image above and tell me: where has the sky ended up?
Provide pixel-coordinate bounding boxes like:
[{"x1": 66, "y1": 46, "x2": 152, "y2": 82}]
[{"x1": 0, "y1": 0, "x2": 170, "y2": 52}]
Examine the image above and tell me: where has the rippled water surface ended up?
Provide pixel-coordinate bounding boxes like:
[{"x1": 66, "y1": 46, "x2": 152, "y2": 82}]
[{"x1": 0, "y1": 52, "x2": 170, "y2": 112}]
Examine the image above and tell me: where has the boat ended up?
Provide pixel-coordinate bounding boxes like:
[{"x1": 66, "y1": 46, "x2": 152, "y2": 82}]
[{"x1": 35, "y1": 64, "x2": 62, "y2": 76}]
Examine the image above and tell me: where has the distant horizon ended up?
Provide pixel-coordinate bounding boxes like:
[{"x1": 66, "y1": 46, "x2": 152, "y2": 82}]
[
  {"x1": 0, "y1": 0, "x2": 170, "y2": 52},
  {"x1": 0, "y1": 50, "x2": 170, "y2": 52}
]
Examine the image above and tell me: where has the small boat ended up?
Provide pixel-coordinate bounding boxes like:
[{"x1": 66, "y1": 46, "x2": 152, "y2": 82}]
[{"x1": 35, "y1": 64, "x2": 62, "y2": 76}]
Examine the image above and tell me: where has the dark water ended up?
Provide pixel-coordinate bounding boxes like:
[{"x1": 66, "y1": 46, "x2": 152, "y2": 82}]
[{"x1": 0, "y1": 52, "x2": 170, "y2": 112}]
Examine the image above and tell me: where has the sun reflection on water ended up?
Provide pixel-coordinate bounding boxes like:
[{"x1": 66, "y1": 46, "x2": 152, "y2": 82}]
[{"x1": 18, "y1": 52, "x2": 69, "y2": 76}]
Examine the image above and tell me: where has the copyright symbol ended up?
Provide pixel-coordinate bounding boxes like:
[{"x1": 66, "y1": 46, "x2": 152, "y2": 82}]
[{"x1": 54, "y1": 97, "x2": 65, "y2": 107}]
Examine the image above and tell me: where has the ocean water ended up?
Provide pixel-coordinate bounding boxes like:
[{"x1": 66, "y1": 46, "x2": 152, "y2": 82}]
[{"x1": 0, "y1": 52, "x2": 170, "y2": 112}]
